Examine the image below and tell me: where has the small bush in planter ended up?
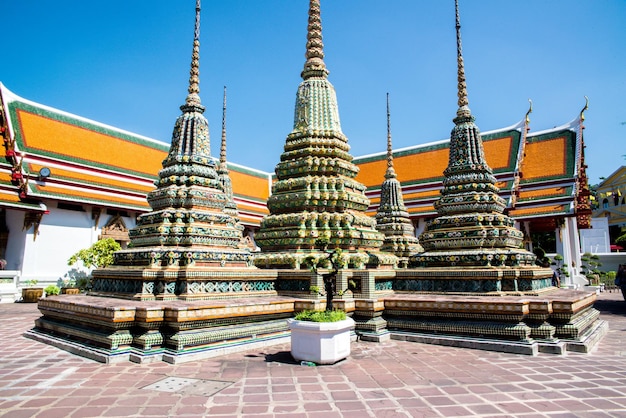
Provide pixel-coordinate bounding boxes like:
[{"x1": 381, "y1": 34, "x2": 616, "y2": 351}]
[
  {"x1": 44, "y1": 285, "x2": 60, "y2": 296},
  {"x1": 295, "y1": 310, "x2": 347, "y2": 323}
]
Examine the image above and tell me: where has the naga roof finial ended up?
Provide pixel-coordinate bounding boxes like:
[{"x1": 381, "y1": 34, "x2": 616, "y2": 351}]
[
  {"x1": 385, "y1": 93, "x2": 397, "y2": 179},
  {"x1": 455, "y1": 0, "x2": 470, "y2": 118},
  {"x1": 580, "y1": 96, "x2": 589, "y2": 122},
  {"x1": 525, "y1": 99, "x2": 533, "y2": 125},
  {"x1": 301, "y1": 0, "x2": 329, "y2": 80},
  {"x1": 184, "y1": 0, "x2": 203, "y2": 110}
]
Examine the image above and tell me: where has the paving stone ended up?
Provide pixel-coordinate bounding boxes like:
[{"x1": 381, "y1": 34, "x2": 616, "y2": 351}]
[{"x1": 2, "y1": 293, "x2": 626, "y2": 417}]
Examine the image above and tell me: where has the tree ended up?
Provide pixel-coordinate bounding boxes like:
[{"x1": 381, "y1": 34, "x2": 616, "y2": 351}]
[
  {"x1": 68, "y1": 238, "x2": 121, "y2": 269},
  {"x1": 303, "y1": 238, "x2": 348, "y2": 312}
]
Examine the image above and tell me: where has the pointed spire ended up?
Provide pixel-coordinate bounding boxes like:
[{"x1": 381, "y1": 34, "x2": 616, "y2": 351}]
[
  {"x1": 385, "y1": 93, "x2": 396, "y2": 180},
  {"x1": 219, "y1": 86, "x2": 228, "y2": 173},
  {"x1": 184, "y1": 0, "x2": 203, "y2": 111},
  {"x1": 455, "y1": 0, "x2": 470, "y2": 119},
  {"x1": 301, "y1": 0, "x2": 329, "y2": 80}
]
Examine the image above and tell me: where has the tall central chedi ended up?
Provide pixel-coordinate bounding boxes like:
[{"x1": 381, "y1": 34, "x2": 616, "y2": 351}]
[
  {"x1": 254, "y1": 0, "x2": 394, "y2": 269},
  {"x1": 409, "y1": 0, "x2": 550, "y2": 291}
]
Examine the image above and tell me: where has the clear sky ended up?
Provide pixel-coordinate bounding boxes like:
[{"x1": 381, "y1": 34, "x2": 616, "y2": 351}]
[{"x1": 2, "y1": 1, "x2": 624, "y2": 185}]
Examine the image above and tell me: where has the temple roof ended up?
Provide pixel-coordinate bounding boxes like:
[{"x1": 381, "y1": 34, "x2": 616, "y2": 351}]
[
  {"x1": 355, "y1": 116, "x2": 583, "y2": 222},
  {"x1": 0, "y1": 83, "x2": 585, "y2": 227},
  {"x1": 0, "y1": 83, "x2": 270, "y2": 225}
]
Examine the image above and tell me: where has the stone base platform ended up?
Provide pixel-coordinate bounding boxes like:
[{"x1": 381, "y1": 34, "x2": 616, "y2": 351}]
[
  {"x1": 25, "y1": 277, "x2": 609, "y2": 362},
  {"x1": 371, "y1": 288, "x2": 607, "y2": 355},
  {"x1": 25, "y1": 294, "x2": 296, "y2": 364}
]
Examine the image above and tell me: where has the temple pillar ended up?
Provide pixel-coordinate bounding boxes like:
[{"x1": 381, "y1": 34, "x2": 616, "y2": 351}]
[{"x1": 556, "y1": 217, "x2": 586, "y2": 288}]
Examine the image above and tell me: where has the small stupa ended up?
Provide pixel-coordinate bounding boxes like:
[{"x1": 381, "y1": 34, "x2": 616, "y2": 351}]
[
  {"x1": 375, "y1": 94, "x2": 422, "y2": 267},
  {"x1": 90, "y1": 1, "x2": 256, "y2": 300},
  {"x1": 254, "y1": 0, "x2": 396, "y2": 269},
  {"x1": 408, "y1": 0, "x2": 550, "y2": 292},
  {"x1": 217, "y1": 87, "x2": 240, "y2": 219}
]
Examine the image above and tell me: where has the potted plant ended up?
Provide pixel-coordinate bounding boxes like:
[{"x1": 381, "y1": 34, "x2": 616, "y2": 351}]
[
  {"x1": 21, "y1": 279, "x2": 44, "y2": 303},
  {"x1": 580, "y1": 253, "x2": 603, "y2": 285},
  {"x1": 289, "y1": 309, "x2": 355, "y2": 365},
  {"x1": 288, "y1": 239, "x2": 355, "y2": 365},
  {"x1": 60, "y1": 278, "x2": 80, "y2": 294},
  {"x1": 44, "y1": 285, "x2": 60, "y2": 296}
]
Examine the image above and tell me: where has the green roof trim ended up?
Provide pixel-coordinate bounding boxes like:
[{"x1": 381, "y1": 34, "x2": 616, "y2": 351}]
[
  {"x1": 8, "y1": 100, "x2": 169, "y2": 179},
  {"x1": 354, "y1": 129, "x2": 522, "y2": 174}
]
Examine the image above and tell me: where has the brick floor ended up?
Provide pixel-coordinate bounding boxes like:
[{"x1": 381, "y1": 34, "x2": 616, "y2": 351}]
[{"x1": 1, "y1": 292, "x2": 626, "y2": 417}]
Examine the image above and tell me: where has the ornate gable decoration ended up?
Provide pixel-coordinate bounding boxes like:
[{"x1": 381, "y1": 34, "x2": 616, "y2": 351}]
[{"x1": 100, "y1": 214, "x2": 129, "y2": 243}]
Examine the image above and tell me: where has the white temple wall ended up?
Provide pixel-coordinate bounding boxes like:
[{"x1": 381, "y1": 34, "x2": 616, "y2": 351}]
[
  {"x1": 5, "y1": 209, "x2": 28, "y2": 272},
  {"x1": 12, "y1": 204, "x2": 137, "y2": 286},
  {"x1": 20, "y1": 206, "x2": 93, "y2": 285}
]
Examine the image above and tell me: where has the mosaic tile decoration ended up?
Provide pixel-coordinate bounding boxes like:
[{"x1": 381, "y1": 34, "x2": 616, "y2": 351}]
[{"x1": 253, "y1": 0, "x2": 395, "y2": 269}]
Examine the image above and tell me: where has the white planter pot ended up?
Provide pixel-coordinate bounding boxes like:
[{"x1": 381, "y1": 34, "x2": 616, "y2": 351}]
[{"x1": 288, "y1": 317, "x2": 355, "y2": 365}]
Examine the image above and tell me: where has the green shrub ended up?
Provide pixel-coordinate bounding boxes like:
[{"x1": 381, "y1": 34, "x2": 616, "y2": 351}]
[
  {"x1": 294, "y1": 310, "x2": 347, "y2": 322},
  {"x1": 68, "y1": 238, "x2": 121, "y2": 269},
  {"x1": 44, "y1": 285, "x2": 60, "y2": 296}
]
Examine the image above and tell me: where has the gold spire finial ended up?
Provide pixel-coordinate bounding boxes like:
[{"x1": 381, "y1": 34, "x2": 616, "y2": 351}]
[
  {"x1": 220, "y1": 86, "x2": 227, "y2": 170},
  {"x1": 385, "y1": 93, "x2": 396, "y2": 179},
  {"x1": 185, "y1": 0, "x2": 202, "y2": 108},
  {"x1": 302, "y1": 0, "x2": 329, "y2": 80},
  {"x1": 455, "y1": 0, "x2": 470, "y2": 118}
]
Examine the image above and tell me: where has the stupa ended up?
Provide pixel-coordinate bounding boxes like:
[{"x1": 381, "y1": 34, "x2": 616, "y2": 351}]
[
  {"x1": 375, "y1": 94, "x2": 423, "y2": 267},
  {"x1": 253, "y1": 0, "x2": 396, "y2": 270},
  {"x1": 88, "y1": 5, "x2": 257, "y2": 301},
  {"x1": 376, "y1": 0, "x2": 607, "y2": 354},
  {"x1": 27, "y1": 1, "x2": 297, "y2": 363},
  {"x1": 406, "y1": 0, "x2": 548, "y2": 292}
]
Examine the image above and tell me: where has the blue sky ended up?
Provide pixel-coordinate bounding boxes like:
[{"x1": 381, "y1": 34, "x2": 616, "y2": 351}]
[{"x1": 2, "y1": 1, "x2": 624, "y2": 185}]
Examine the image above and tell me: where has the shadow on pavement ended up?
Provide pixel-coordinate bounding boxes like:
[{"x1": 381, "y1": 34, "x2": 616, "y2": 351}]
[
  {"x1": 264, "y1": 351, "x2": 299, "y2": 365},
  {"x1": 594, "y1": 297, "x2": 626, "y2": 315}
]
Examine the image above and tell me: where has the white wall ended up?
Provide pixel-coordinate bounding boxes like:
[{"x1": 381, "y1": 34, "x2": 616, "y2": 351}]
[
  {"x1": 13, "y1": 204, "x2": 137, "y2": 286},
  {"x1": 5, "y1": 209, "x2": 27, "y2": 272},
  {"x1": 580, "y1": 217, "x2": 611, "y2": 254},
  {"x1": 20, "y1": 207, "x2": 93, "y2": 284}
]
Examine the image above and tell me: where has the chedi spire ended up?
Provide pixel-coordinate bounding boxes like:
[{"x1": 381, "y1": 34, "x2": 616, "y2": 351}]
[
  {"x1": 411, "y1": 0, "x2": 537, "y2": 274},
  {"x1": 99, "y1": 0, "x2": 252, "y2": 294},
  {"x1": 254, "y1": 0, "x2": 393, "y2": 269},
  {"x1": 375, "y1": 94, "x2": 422, "y2": 266}
]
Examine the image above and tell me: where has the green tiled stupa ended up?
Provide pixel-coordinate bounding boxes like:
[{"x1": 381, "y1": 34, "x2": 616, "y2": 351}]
[
  {"x1": 254, "y1": 0, "x2": 395, "y2": 269},
  {"x1": 375, "y1": 94, "x2": 422, "y2": 267},
  {"x1": 91, "y1": 1, "x2": 254, "y2": 300},
  {"x1": 408, "y1": 0, "x2": 550, "y2": 292}
]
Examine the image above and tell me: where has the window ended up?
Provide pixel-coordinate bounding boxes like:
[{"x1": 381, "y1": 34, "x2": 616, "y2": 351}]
[{"x1": 58, "y1": 202, "x2": 85, "y2": 212}]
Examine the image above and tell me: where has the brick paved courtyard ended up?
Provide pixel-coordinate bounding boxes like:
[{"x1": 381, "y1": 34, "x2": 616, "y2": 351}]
[{"x1": 1, "y1": 291, "x2": 625, "y2": 417}]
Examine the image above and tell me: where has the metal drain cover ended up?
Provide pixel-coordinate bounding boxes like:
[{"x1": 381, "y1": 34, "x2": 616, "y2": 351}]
[{"x1": 142, "y1": 377, "x2": 233, "y2": 396}]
